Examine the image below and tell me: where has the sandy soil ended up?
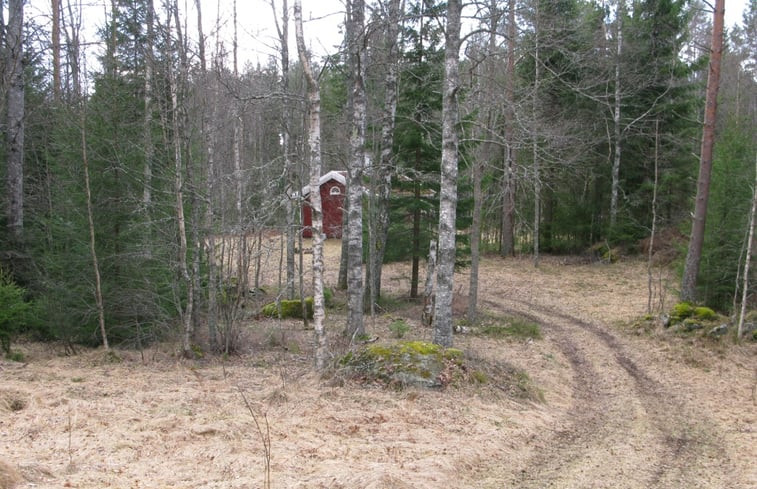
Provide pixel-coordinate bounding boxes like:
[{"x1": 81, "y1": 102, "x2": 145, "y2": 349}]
[{"x1": 1, "y1": 242, "x2": 755, "y2": 488}]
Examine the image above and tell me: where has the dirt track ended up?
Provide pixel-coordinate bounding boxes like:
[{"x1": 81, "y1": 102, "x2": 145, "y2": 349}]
[
  {"x1": 475, "y1": 258, "x2": 755, "y2": 489},
  {"x1": 1, "y1": 249, "x2": 755, "y2": 488}
]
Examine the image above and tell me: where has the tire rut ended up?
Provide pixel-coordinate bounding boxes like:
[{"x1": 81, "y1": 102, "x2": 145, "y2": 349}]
[{"x1": 481, "y1": 297, "x2": 733, "y2": 488}]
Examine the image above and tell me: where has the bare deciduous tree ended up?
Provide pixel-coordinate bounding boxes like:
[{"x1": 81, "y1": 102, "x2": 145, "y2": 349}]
[
  {"x1": 295, "y1": 0, "x2": 327, "y2": 369},
  {"x1": 433, "y1": 0, "x2": 462, "y2": 348},
  {"x1": 346, "y1": 0, "x2": 367, "y2": 339}
]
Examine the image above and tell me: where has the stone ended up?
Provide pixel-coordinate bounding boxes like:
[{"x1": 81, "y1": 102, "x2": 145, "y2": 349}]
[
  {"x1": 660, "y1": 313, "x2": 671, "y2": 328},
  {"x1": 708, "y1": 324, "x2": 729, "y2": 337}
]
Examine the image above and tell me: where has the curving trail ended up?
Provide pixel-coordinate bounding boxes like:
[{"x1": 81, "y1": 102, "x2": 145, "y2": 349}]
[{"x1": 471, "y1": 261, "x2": 751, "y2": 489}]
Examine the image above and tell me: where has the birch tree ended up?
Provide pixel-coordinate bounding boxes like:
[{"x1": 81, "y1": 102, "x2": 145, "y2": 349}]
[
  {"x1": 270, "y1": 0, "x2": 297, "y2": 300},
  {"x1": 295, "y1": 0, "x2": 327, "y2": 369},
  {"x1": 368, "y1": 0, "x2": 402, "y2": 306},
  {"x1": 346, "y1": 0, "x2": 367, "y2": 339},
  {"x1": 500, "y1": 0, "x2": 517, "y2": 257},
  {"x1": 681, "y1": 0, "x2": 725, "y2": 302},
  {"x1": 468, "y1": 0, "x2": 502, "y2": 322},
  {"x1": 432, "y1": 0, "x2": 462, "y2": 347}
]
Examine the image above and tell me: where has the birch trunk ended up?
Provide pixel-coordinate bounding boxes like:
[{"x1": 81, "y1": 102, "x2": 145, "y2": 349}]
[
  {"x1": 143, "y1": 0, "x2": 154, "y2": 218},
  {"x1": 737, "y1": 153, "x2": 757, "y2": 340},
  {"x1": 532, "y1": 2, "x2": 541, "y2": 268},
  {"x1": 500, "y1": 0, "x2": 517, "y2": 257},
  {"x1": 610, "y1": 1, "x2": 623, "y2": 229},
  {"x1": 271, "y1": 0, "x2": 296, "y2": 300},
  {"x1": 346, "y1": 0, "x2": 366, "y2": 339},
  {"x1": 647, "y1": 120, "x2": 659, "y2": 314},
  {"x1": 5, "y1": 0, "x2": 24, "y2": 243},
  {"x1": 295, "y1": 0, "x2": 327, "y2": 369},
  {"x1": 369, "y1": 0, "x2": 402, "y2": 306},
  {"x1": 166, "y1": 2, "x2": 194, "y2": 358},
  {"x1": 81, "y1": 105, "x2": 108, "y2": 350},
  {"x1": 422, "y1": 240, "x2": 437, "y2": 327},
  {"x1": 681, "y1": 0, "x2": 725, "y2": 302},
  {"x1": 432, "y1": 0, "x2": 461, "y2": 348},
  {"x1": 469, "y1": 0, "x2": 500, "y2": 322}
]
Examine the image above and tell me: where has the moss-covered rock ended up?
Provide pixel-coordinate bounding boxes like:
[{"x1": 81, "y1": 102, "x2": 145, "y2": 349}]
[
  {"x1": 693, "y1": 306, "x2": 716, "y2": 320},
  {"x1": 339, "y1": 341, "x2": 465, "y2": 389},
  {"x1": 671, "y1": 302, "x2": 695, "y2": 322},
  {"x1": 260, "y1": 297, "x2": 314, "y2": 319}
]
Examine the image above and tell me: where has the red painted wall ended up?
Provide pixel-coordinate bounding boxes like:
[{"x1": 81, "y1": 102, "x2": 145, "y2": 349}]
[{"x1": 302, "y1": 178, "x2": 345, "y2": 238}]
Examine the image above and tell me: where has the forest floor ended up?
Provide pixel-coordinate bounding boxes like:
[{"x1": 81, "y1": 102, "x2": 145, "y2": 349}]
[{"x1": 1, "y1": 239, "x2": 756, "y2": 489}]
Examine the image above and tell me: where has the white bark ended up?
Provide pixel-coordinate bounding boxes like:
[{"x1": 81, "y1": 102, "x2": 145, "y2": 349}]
[
  {"x1": 422, "y1": 240, "x2": 437, "y2": 327},
  {"x1": 166, "y1": 2, "x2": 194, "y2": 358},
  {"x1": 433, "y1": 0, "x2": 462, "y2": 348},
  {"x1": 738, "y1": 153, "x2": 757, "y2": 340},
  {"x1": 81, "y1": 107, "x2": 108, "y2": 350},
  {"x1": 271, "y1": 0, "x2": 296, "y2": 300},
  {"x1": 532, "y1": 2, "x2": 541, "y2": 268},
  {"x1": 346, "y1": 0, "x2": 366, "y2": 339},
  {"x1": 143, "y1": 0, "x2": 155, "y2": 211},
  {"x1": 369, "y1": 0, "x2": 402, "y2": 309},
  {"x1": 610, "y1": 1, "x2": 624, "y2": 229},
  {"x1": 295, "y1": 0, "x2": 327, "y2": 369}
]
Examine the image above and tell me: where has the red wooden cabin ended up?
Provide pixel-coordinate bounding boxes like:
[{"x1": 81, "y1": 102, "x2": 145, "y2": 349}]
[{"x1": 302, "y1": 170, "x2": 346, "y2": 238}]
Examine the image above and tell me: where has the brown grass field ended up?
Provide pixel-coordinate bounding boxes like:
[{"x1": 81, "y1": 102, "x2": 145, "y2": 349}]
[{"x1": 1, "y1": 239, "x2": 755, "y2": 488}]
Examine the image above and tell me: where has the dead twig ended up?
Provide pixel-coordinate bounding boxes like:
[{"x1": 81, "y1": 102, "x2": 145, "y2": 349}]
[{"x1": 237, "y1": 386, "x2": 271, "y2": 489}]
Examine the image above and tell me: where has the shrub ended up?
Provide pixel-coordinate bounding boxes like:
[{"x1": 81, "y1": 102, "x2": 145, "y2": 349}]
[
  {"x1": 388, "y1": 320, "x2": 410, "y2": 338},
  {"x1": 0, "y1": 268, "x2": 37, "y2": 355}
]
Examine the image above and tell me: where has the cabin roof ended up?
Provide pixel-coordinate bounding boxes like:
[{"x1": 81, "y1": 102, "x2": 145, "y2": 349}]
[{"x1": 300, "y1": 170, "x2": 347, "y2": 197}]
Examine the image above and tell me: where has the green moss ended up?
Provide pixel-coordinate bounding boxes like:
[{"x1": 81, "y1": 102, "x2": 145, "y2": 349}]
[
  {"x1": 693, "y1": 306, "x2": 716, "y2": 320},
  {"x1": 261, "y1": 298, "x2": 314, "y2": 319},
  {"x1": 443, "y1": 348, "x2": 464, "y2": 362},
  {"x1": 400, "y1": 341, "x2": 441, "y2": 355},
  {"x1": 340, "y1": 341, "x2": 467, "y2": 389},
  {"x1": 671, "y1": 302, "x2": 695, "y2": 321},
  {"x1": 365, "y1": 344, "x2": 394, "y2": 358}
]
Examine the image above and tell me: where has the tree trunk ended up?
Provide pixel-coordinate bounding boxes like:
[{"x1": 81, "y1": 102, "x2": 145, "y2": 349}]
[
  {"x1": 737, "y1": 153, "x2": 757, "y2": 340},
  {"x1": 165, "y1": 2, "x2": 194, "y2": 358},
  {"x1": 369, "y1": 0, "x2": 402, "y2": 305},
  {"x1": 501, "y1": 0, "x2": 516, "y2": 257},
  {"x1": 346, "y1": 0, "x2": 366, "y2": 339},
  {"x1": 52, "y1": 0, "x2": 61, "y2": 101},
  {"x1": 80, "y1": 104, "x2": 108, "y2": 350},
  {"x1": 681, "y1": 0, "x2": 725, "y2": 302},
  {"x1": 610, "y1": 1, "x2": 623, "y2": 230},
  {"x1": 295, "y1": 0, "x2": 327, "y2": 369},
  {"x1": 411, "y1": 171, "x2": 421, "y2": 298},
  {"x1": 433, "y1": 0, "x2": 461, "y2": 348},
  {"x1": 469, "y1": 0, "x2": 501, "y2": 322},
  {"x1": 143, "y1": 0, "x2": 154, "y2": 225},
  {"x1": 271, "y1": 0, "x2": 297, "y2": 300},
  {"x1": 647, "y1": 119, "x2": 660, "y2": 314},
  {"x1": 532, "y1": 2, "x2": 541, "y2": 268},
  {"x1": 5, "y1": 0, "x2": 24, "y2": 243},
  {"x1": 422, "y1": 239, "x2": 437, "y2": 327}
]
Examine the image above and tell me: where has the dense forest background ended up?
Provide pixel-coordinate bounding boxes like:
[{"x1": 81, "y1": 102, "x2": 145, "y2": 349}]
[{"x1": 0, "y1": 0, "x2": 755, "y2": 355}]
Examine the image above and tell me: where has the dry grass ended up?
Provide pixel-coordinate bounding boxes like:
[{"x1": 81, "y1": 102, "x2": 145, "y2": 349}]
[{"x1": 1, "y1": 243, "x2": 754, "y2": 488}]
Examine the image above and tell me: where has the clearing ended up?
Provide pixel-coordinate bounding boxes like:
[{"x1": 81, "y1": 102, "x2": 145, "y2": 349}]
[{"x1": 1, "y1": 241, "x2": 755, "y2": 488}]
